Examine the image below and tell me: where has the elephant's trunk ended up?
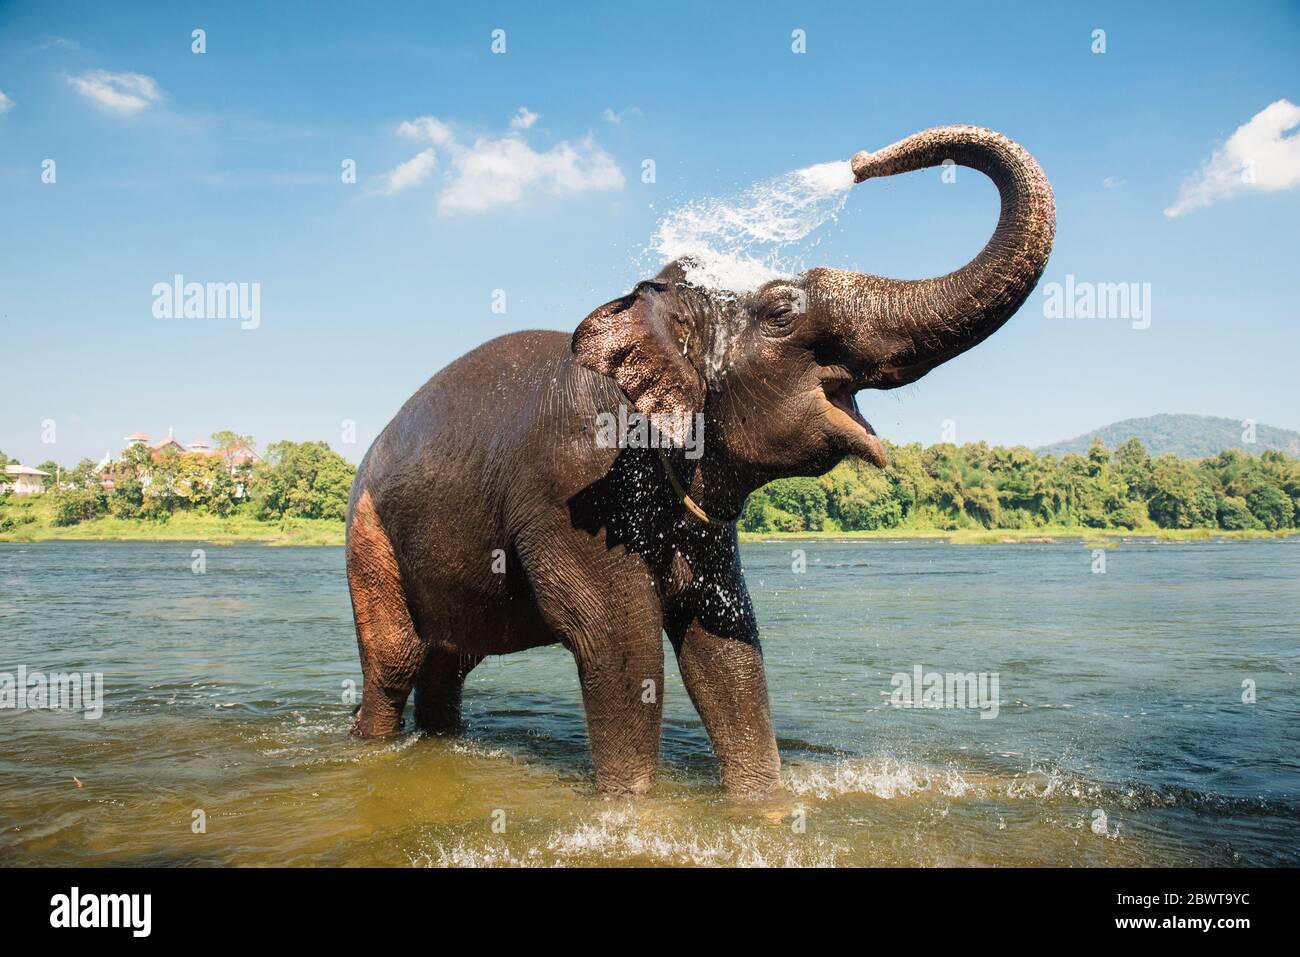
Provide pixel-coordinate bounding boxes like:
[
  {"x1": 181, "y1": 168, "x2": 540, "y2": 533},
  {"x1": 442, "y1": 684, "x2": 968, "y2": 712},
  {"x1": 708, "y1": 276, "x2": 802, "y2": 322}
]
[{"x1": 807, "y1": 125, "x2": 1056, "y2": 388}]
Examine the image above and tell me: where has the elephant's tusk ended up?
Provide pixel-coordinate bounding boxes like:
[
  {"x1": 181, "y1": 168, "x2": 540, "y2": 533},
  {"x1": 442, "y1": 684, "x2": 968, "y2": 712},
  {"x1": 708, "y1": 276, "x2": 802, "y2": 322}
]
[{"x1": 657, "y1": 446, "x2": 726, "y2": 525}]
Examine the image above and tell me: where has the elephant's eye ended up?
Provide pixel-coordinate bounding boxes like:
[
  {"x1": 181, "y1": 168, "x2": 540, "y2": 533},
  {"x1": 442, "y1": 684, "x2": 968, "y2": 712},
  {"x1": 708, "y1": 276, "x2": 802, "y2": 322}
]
[{"x1": 759, "y1": 292, "x2": 804, "y2": 335}]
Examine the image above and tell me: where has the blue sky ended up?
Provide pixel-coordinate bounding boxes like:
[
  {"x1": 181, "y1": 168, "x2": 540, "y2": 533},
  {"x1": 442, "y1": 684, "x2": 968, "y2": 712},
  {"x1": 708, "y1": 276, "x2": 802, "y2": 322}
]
[{"x1": 1, "y1": 0, "x2": 1298, "y2": 467}]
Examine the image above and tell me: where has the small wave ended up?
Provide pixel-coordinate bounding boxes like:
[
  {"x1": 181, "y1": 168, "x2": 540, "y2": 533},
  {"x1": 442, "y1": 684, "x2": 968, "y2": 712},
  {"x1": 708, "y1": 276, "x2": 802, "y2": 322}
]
[
  {"x1": 411, "y1": 843, "x2": 549, "y2": 868},
  {"x1": 784, "y1": 757, "x2": 981, "y2": 801},
  {"x1": 546, "y1": 809, "x2": 844, "y2": 867},
  {"x1": 449, "y1": 740, "x2": 513, "y2": 761},
  {"x1": 413, "y1": 807, "x2": 845, "y2": 868}
]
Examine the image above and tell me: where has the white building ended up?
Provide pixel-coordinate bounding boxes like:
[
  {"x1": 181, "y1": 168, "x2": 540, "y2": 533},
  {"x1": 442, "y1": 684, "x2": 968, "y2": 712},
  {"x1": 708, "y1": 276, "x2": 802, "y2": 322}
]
[{"x1": 3, "y1": 464, "x2": 50, "y2": 496}]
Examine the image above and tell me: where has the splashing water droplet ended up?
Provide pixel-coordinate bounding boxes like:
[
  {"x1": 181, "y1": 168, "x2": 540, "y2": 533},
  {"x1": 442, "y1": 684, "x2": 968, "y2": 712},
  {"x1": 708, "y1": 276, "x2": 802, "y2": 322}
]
[{"x1": 649, "y1": 160, "x2": 856, "y2": 294}]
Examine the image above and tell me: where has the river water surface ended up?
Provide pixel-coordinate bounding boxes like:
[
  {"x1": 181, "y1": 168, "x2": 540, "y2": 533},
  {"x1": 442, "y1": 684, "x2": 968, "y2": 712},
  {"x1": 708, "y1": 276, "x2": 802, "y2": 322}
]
[{"x1": 1, "y1": 539, "x2": 1297, "y2": 867}]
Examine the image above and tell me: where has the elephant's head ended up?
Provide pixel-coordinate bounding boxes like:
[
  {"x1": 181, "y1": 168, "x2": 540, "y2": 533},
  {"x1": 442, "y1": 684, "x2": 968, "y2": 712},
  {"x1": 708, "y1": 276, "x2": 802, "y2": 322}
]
[{"x1": 573, "y1": 125, "x2": 1055, "y2": 503}]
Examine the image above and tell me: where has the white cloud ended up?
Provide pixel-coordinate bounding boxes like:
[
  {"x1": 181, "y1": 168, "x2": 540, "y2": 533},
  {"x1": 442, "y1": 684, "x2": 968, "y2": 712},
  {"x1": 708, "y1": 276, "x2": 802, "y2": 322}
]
[
  {"x1": 440, "y1": 134, "x2": 624, "y2": 213},
  {"x1": 398, "y1": 115, "x2": 454, "y2": 146},
  {"x1": 67, "y1": 70, "x2": 161, "y2": 114},
  {"x1": 509, "y1": 107, "x2": 538, "y2": 130},
  {"x1": 1166, "y1": 99, "x2": 1300, "y2": 218},
  {"x1": 372, "y1": 147, "x2": 437, "y2": 194},
  {"x1": 0, "y1": 90, "x2": 13, "y2": 113},
  {"x1": 602, "y1": 106, "x2": 641, "y2": 125},
  {"x1": 380, "y1": 113, "x2": 624, "y2": 214},
  {"x1": 37, "y1": 36, "x2": 79, "y2": 52},
  {"x1": 1102, "y1": 176, "x2": 1125, "y2": 190}
]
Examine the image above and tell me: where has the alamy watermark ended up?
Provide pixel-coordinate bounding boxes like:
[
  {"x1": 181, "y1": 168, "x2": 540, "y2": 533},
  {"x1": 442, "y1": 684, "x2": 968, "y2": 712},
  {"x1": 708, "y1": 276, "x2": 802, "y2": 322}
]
[
  {"x1": 0, "y1": 666, "x2": 104, "y2": 719},
  {"x1": 594, "y1": 404, "x2": 705, "y2": 460},
  {"x1": 1041, "y1": 274, "x2": 1151, "y2": 330},
  {"x1": 152, "y1": 274, "x2": 261, "y2": 330},
  {"x1": 888, "y1": 664, "x2": 1000, "y2": 719},
  {"x1": 50, "y1": 887, "x2": 150, "y2": 937}
]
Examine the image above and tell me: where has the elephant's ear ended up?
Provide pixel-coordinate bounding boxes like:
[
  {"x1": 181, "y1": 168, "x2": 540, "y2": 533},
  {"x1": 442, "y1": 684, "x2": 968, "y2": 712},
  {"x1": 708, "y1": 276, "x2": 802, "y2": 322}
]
[{"x1": 572, "y1": 280, "x2": 704, "y2": 443}]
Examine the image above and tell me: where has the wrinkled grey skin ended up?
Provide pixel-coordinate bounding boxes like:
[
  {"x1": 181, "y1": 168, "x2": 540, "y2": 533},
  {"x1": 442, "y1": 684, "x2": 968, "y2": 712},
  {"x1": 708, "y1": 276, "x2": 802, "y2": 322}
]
[{"x1": 346, "y1": 126, "x2": 1055, "y2": 795}]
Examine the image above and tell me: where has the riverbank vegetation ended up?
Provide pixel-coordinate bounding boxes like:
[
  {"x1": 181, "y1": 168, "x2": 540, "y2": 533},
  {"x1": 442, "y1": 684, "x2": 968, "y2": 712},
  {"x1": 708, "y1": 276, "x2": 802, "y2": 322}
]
[
  {"x1": 741, "y1": 438, "x2": 1300, "y2": 535},
  {"x1": 0, "y1": 439, "x2": 353, "y2": 545},
  {"x1": 3, "y1": 437, "x2": 1298, "y2": 544}
]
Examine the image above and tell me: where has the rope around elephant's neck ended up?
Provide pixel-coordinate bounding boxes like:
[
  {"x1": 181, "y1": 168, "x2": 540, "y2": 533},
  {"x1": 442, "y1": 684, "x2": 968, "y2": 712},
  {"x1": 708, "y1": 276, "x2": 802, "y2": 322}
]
[{"x1": 656, "y1": 446, "x2": 728, "y2": 525}]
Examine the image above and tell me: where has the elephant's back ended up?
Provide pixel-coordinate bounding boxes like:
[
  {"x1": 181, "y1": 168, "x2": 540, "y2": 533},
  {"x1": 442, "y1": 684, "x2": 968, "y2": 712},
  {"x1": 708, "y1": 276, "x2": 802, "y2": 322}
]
[
  {"x1": 356, "y1": 329, "x2": 572, "y2": 490},
  {"x1": 346, "y1": 328, "x2": 607, "y2": 545},
  {"x1": 434, "y1": 329, "x2": 574, "y2": 407}
]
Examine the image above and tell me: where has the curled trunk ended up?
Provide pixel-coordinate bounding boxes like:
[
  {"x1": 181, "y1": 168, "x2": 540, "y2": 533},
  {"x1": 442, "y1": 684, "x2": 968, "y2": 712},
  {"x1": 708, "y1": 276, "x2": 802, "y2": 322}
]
[{"x1": 809, "y1": 125, "x2": 1056, "y2": 387}]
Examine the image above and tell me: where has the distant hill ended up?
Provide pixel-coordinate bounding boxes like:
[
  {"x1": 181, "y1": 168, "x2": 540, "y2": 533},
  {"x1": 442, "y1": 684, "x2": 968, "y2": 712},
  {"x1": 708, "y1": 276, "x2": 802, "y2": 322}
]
[{"x1": 1037, "y1": 414, "x2": 1300, "y2": 460}]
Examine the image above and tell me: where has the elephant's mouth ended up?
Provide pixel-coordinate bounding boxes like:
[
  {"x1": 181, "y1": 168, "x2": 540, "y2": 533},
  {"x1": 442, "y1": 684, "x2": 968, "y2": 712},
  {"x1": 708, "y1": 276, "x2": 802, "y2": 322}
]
[{"x1": 820, "y1": 371, "x2": 888, "y2": 469}]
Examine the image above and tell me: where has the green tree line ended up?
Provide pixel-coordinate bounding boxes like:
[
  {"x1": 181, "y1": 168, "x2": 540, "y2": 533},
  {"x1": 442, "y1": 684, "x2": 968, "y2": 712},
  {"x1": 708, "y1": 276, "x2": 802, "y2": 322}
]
[
  {"x1": 741, "y1": 438, "x2": 1300, "y2": 533},
  {"x1": 8, "y1": 435, "x2": 1299, "y2": 535},
  {"x1": 5, "y1": 436, "x2": 357, "y2": 528}
]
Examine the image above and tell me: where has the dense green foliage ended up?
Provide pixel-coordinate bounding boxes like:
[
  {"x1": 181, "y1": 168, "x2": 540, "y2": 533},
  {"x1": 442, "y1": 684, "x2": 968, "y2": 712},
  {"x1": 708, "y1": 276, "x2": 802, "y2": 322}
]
[
  {"x1": 31, "y1": 438, "x2": 356, "y2": 528},
  {"x1": 249, "y1": 441, "x2": 356, "y2": 522},
  {"x1": 9, "y1": 434, "x2": 1300, "y2": 538},
  {"x1": 741, "y1": 438, "x2": 1300, "y2": 533},
  {"x1": 1037, "y1": 414, "x2": 1300, "y2": 459}
]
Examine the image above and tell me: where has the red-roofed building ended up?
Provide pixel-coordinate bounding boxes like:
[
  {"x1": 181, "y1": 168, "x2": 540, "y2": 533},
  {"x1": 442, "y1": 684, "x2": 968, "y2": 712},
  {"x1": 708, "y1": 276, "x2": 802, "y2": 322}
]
[
  {"x1": 103, "y1": 429, "x2": 260, "y2": 497},
  {"x1": 221, "y1": 446, "x2": 258, "y2": 467},
  {"x1": 150, "y1": 427, "x2": 187, "y2": 458},
  {"x1": 216, "y1": 444, "x2": 259, "y2": 496}
]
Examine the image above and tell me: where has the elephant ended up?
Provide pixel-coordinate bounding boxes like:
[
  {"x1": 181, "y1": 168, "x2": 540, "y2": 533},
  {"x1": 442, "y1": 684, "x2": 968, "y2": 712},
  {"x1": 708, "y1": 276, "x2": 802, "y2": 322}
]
[{"x1": 345, "y1": 125, "x2": 1055, "y2": 795}]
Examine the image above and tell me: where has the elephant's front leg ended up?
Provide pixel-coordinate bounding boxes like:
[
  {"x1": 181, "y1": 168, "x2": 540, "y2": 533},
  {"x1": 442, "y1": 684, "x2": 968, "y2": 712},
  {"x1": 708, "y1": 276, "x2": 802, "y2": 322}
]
[
  {"x1": 670, "y1": 618, "x2": 781, "y2": 795},
  {"x1": 520, "y1": 533, "x2": 667, "y2": 794},
  {"x1": 572, "y1": 627, "x2": 665, "y2": 794}
]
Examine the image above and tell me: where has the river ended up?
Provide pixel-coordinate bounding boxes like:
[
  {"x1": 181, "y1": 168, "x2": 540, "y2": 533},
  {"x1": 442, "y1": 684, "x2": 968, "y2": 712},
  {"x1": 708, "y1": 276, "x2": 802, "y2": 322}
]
[{"x1": 1, "y1": 538, "x2": 1297, "y2": 866}]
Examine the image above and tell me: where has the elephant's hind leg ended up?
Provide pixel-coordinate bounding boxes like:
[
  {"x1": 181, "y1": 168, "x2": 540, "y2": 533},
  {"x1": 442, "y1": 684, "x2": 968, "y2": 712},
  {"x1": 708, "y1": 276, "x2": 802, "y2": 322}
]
[
  {"x1": 413, "y1": 648, "x2": 482, "y2": 734},
  {"x1": 348, "y1": 490, "x2": 424, "y2": 737}
]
